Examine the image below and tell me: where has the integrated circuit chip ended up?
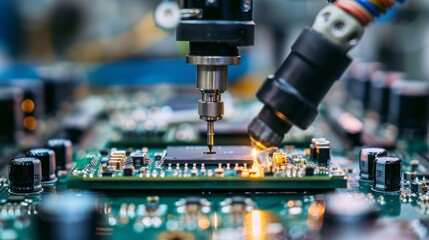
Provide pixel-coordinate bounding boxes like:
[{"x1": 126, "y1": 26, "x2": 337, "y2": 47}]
[{"x1": 163, "y1": 146, "x2": 253, "y2": 165}]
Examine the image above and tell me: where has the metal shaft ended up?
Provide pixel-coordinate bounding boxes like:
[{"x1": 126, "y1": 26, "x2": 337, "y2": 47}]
[
  {"x1": 207, "y1": 121, "x2": 214, "y2": 153},
  {"x1": 188, "y1": 56, "x2": 240, "y2": 154}
]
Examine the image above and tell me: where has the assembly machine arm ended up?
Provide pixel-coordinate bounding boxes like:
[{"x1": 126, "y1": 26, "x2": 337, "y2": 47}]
[
  {"x1": 248, "y1": 0, "x2": 405, "y2": 149},
  {"x1": 176, "y1": 0, "x2": 255, "y2": 153}
]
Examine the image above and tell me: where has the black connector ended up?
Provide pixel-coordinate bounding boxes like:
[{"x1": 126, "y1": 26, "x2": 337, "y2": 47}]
[
  {"x1": 176, "y1": 0, "x2": 255, "y2": 56},
  {"x1": 248, "y1": 27, "x2": 351, "y2": 148}
]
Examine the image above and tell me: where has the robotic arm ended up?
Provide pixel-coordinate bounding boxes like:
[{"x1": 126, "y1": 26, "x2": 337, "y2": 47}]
[
  {"x1": 247, "y1": 0, "x2": 405, "y2": 149},
  {"x1": 176, "y1": 0, "x2": 255, "y2": 153},
  {"x1": 176, "y1": 0, "x2": 404, "y2": 151}
]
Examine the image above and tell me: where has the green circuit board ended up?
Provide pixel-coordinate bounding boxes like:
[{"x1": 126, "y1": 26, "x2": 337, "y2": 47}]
[
  {"x1": 66, "y1": 145, "x2": 347, "y2": 191},
  {"x1": 1, "y1": 138, "x2": 429, "y2": 240}
]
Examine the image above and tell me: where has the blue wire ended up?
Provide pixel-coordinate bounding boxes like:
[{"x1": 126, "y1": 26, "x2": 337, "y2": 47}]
[{"x1": 355, "y1": 0, "x2": 380, "y2": 17}]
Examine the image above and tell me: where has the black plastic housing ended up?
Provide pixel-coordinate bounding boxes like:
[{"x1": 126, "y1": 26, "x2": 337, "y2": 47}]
[
  {"x1": 176, "y1": 0, "x2": 255, "y2": 56},
  {"x1": 249, "y1": 27, "x2": 351, "y2": 148},
  {"x1": 0, "y1": 88, "x2": 23, "y2": 143}
]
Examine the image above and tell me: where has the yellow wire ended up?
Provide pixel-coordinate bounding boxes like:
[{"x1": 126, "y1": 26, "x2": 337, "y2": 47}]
[{"x1": 368, "y1": 0, "x2": 386, "y2": 11}]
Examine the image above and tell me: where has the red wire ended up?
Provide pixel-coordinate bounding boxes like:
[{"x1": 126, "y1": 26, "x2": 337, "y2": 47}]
[
  {"x1": 335, "y1": 0, "x2": 372, "y2": 26},
  {"x1": 378, "y1": 0, "x2": 395, "y2": 8}
]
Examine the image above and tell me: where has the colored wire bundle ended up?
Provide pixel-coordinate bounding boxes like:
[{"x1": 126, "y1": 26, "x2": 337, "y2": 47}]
[{"x1": 334, "y1": 0, "x2": 406, "y2": 26}]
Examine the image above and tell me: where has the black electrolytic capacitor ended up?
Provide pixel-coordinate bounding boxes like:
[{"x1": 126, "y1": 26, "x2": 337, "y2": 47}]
[
  {"x1": 26, "y1": 148, "x2": 57, "y2": 183},
  {"x1": 9, "y1": 157, "x2": 43, "y2": 194},
  {"x1": 38, "y1": 66, "x2": 74, "y2": 115},
  {"x1": 35, "y1": 194, "x2": 97, "y2": 240},
  {"x1": 388, "y1": 80, "x2": 429, "y2": 139},
  {"x1": 373, "y1": 156, "x2": 402, "y2": 192},
  {"x1": 369, "y1": 71, "x2": 403, "y2": 123},
  {"x1": 321, "y1": 193, "x2": 379, "y2": 240},
  {"x1": 0, "y1": 87, "x2": 23, "y2": 143},
  {"x1": 359, "y1": 147, "x2": 387, "y2": 181},
  {"x1": 47, "y1": 139, "x2": 73, "y2": 171},
  {"x1": 347, "y1": 62, "x2": 383, "y2": 110}
]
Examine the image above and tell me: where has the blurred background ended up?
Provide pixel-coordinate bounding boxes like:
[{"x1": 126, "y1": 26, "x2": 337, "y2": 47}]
[
  {"x1": 0, "y1": 1, "x2": 428, "y2": 239},
  {"x1": 1, "y1": 0, "x2": 428, "y2": 83},
  {"x1": 0, "y1": 0, "x2": 428, "y2": 151}
]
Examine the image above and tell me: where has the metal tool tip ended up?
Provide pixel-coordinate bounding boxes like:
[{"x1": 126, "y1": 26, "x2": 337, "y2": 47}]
[{"x1": 206, "y1": 121, "x2": 215, "y2": 154}]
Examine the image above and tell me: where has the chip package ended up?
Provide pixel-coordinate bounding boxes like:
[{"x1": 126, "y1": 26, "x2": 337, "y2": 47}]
[{"x1": 163, "y1": 146, "x2": 253, "y2": 165}]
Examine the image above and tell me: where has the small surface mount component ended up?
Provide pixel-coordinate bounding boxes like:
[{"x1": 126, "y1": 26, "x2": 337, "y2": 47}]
[
  {"x1": 131, "y1": 151, "x2": 146, "y2": 168},
  {"x1": 123, "y1": 166, "x2": 135, "y2": 176},
  {"x1": 309, "y1": 138, "x2": 331, "y2": 166},
  {"x1": 108, "y1": 150, "x2": 127, "y2": 169},
  {"x1": 66, "y1": 140, "x2": 347, "y2": 191},
  {"x1": 411, "y1": 180, "x2": 428, "y2": 195}
]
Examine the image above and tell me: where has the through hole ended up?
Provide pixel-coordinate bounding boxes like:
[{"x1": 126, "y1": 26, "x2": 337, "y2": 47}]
[
  {"x1": 347, "y1": 32, "x2": 359, "y2": 47},
  {"x1": 322, "y1": 12, "x2": 331, "y2": 22},
  {"x1": 334, "y1": 21, "x2": 345, "y2": 31}
]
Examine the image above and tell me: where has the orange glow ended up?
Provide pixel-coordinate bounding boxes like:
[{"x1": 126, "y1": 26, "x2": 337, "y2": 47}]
[
  {"x1": 23, "y1": 116, "x2": 37, "y2": 130},
  {"x1": 307, "y1": 201, "x2": 326, "y2": 231},
  {"x1": 211, "y1": 212, "x2": 220, "y2": 229},
  {"x1": 198, "y1": 217, "x2": 211, "y2": 230},
  {"x1": 251, "y1": 210, "x2": 262, "y2": 238},
  {"x1": 273, "y1": 152, "x2": 286, "y2": 165},
  {"x1": 21, "y1": 99, "x2": 35, "y2": 113},
  {"x1": 252, "y1": 148, "x2": 258, "y2": 158},
  {"x1": 338, "y1": 113, "x2": 363, "y2": 134},
  {"x1": 245, "y1": 210, "x2": 280, "y2": 240}
]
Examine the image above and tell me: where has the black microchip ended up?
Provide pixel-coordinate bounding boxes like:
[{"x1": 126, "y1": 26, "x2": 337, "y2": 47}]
[
  {"x1": 185, "y1": 196, "x2": 201, "y2": 205},
  {"x1": 132, "y1": 152, "x2": 146, "y2": 168},
  {"x1": 305, "y1": 166, "x2": 315, "y2": 176},
  {"x1": 123, "y1": 166, "x2": 134, "y2": 176},
  {"x1": 102, "y1": 168, "x2": 115, "y2": 177},
  {"x1": 163, "y1": 146, "x2": 253, "y2": 165},
  {"x1": 411, "y1": 182, "x2": 420, "y2": 194},
  {"x1": 8, "y1": 195, "x2": 25, "y2": 203},
  {"x1": 126, "y1": 148, "x2": 133, "y2": 156},
  {"x1": 231, "y1": 196, "x2": 246, "y2": 204}
]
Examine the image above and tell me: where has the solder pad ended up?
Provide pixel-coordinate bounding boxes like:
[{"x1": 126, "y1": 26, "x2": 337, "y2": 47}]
[{"x1": 163, "y1": 146, "x2": 253, "y2": 165}]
